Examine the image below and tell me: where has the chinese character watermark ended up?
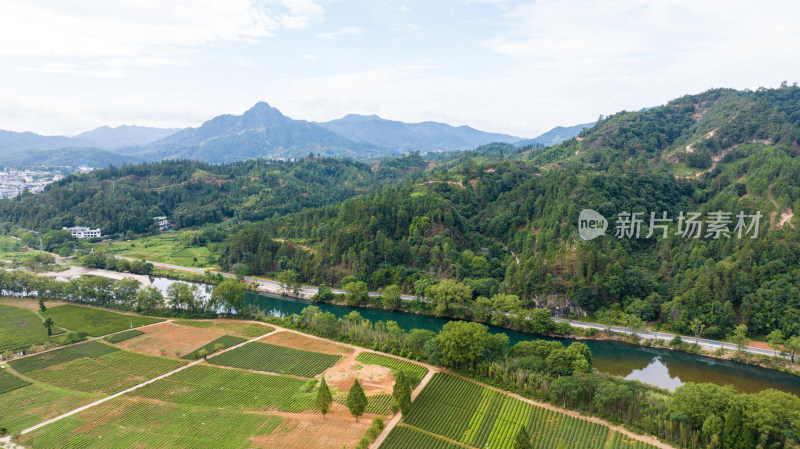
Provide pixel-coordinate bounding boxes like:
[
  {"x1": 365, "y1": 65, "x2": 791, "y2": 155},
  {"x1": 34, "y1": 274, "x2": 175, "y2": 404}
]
[{"x1": 577, "y1": 209, "x2": 762, "y2": 241}]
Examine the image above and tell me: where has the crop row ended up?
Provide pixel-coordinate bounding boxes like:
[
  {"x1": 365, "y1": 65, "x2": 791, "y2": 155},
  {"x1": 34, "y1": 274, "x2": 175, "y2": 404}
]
[
  {"x1": 9, "y1": 341, "x2": 119, "y2": 374},
  {"x1": 182, "y1": 335, "x2": 246, "y2": 360},
  {"x1": 12, "y1": 344, "x2": 186, "y2": 395},
  {"x1": 17, "y1": 398, "x2": 285, "y2": 449},
  {"x1": 404, "y1": 373, "x2": 610, "y2": 449},
  {"x1": 606, "y1": 431, "x2": 660, "y2": 449},
  {"x1": 355, "y1": 352, "x2": 428, "y2": 386},
  {"x1": 130, "y1": 364, "x2": 316, "y2": 412},
  {"x1": 104, "y1": 329, "x2": 144, "y2": 344},
  {"x1": 0, "y1": 382, "x2": 98, "y2": 435},
  {"x1": 42, "y1": 305, "x2": 162, "y2": 337},
  {"x1": 379, "y1": 425, "x2": 465, "y2": 449},
  {"x1": 0, "y1": 304, "x2": 51, "y2": 353},
  {"x1": 0, "y1": 368, "x2": 31, "y2": 394},
  {"x1": 335, "y1": 393, "x2": 393, "y2": 415},
  {"x1": 209, "y1": 341, "x2": 340, "y2": 377}
]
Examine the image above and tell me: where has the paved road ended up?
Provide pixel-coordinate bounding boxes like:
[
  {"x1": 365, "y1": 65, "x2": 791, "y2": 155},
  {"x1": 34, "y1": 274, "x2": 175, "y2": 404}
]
[{"x1": 115, "y1": 256, "x2": 784, "y2": 359}]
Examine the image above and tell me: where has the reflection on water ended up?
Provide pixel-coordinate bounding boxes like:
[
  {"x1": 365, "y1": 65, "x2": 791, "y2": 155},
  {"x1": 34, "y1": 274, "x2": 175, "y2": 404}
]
[{"x1": 222, "y1": 286, "x2": 800, "y2": 396}]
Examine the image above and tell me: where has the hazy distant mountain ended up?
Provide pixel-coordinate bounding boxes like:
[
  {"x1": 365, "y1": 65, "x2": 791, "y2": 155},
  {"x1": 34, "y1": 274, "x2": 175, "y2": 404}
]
[
  {"x1": 318, "y1": 114, "x2": 523, "y2": 152},
  {"x1": 0, "y1": 130, "x2": 96, "y2": 153},
  {"x1": 137, "y1": 102, "x2": 381, "y2": 163},
  {"x1": 515, "y1": 122, "x2": 596, "y2": 147},
  {"x1": 75, "y1": 125, "x2": 181, "y2": 151},
  {"x1": 0, "y1": 147, "x2": 138, "y2": 169}
]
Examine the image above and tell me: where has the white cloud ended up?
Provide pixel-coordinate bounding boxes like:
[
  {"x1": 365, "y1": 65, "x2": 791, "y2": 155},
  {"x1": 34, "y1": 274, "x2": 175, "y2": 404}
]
[
  {"x1": 317, "y1": 26, "x2": 365, "y2": 39},
  {"x1": 0, "y1": 0, "x2": 324, "y2": 62}
]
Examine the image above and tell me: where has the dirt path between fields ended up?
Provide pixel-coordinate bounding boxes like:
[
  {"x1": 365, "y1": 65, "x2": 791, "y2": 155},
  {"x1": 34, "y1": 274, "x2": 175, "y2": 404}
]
[{"x1": 369, "y1": 368, "x2": 439, "y2": 449}]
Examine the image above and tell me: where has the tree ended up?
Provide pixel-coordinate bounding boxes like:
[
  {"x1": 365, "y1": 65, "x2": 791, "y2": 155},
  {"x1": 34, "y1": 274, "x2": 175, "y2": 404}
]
[
  {"x1": 381, "y1": 284, "x2": 402, "y2": 310},
  {"x1": 784, "y1": 335, "x2": 800, "y2": 363},
  {"x1": 42, "y1": 317, "x2": 55, "y2": 337},
  {"x1": 212, "y1": 279, "x2": 246, "y2": 314},
  {"x1": 573, "y1": 287, "x2": 600, "y2": 313},
  {"x1": 730, "y1": 324, "x2": 749, "y2": 353},
  {"x1": 392, "y1": 371, "x2": 412, "y2": 415},
  {"x1": 346, "y1": 379, "x2": 368, "y2": 422},
  {"x1": 312, "y1": 285, "x2": 334, "y2": 303},
  {"x1": 766, "y1": 329, "x2": 784, "y2": 357},
  {"x1": 690, "y1": 318, "x2": 705, "y2": 344},
  {"x1": 343, "y1": 281, "x2": 368, "y2": 306},
  {"x1": 166, "y1": 282, "x2": 195, "y2": 312},
  {"x1": 436, "y1": 321, "x2": 488, "y2": 369},
  {"x1": 198, "y1": 348, "x2": 209, "y2": 360},
  {"x1": 136, "y1": 286, "x2": 164, "y2": 311},
  {"x1": 528, "y1": 308, "x2": 554, "y2": 334},
  {"x1": 513, "y1": 426, "x2": 531, "y2": 449},
  {"x1": 277, "y1": 270, "x2": 301, "y2": 297},
  {"x1": 426, "y1": 280, "x2": 472, "y2": 317},
  {"x1": 315, "y1": 377, "x2": 333, "y2": 419},
  {"x1": 38, "y1": 297, "x2": 46, "y2": 312},
  {"x1": 625, "y1": 314, "x2": 646, "y2": 337}
]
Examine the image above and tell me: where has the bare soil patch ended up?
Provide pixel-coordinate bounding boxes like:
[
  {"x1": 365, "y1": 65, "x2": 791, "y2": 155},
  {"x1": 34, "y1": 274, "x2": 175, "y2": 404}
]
[
  {"x1": 0, "y1": 297, "x2": 62, "y2": 311},
  {"x1": 260, "y1": 331, "x2": 353, "y2": 355},
  {"x1": 117, "y1": 322, "x2": 225, "y2": 358},
  {"x1": 249, "y1": 412, "x2": 372, "y2": 449},
  {"x1": 324, "y1": 352, "x2": 395, "y2": 396}
]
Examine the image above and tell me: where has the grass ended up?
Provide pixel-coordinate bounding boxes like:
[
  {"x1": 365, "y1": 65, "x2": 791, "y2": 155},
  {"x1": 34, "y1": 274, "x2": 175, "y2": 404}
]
[
  {"x1": 17, "y1": 398, "x2": 285, "y2": 449},
  {"x1": 0, "y1": 303, "x2": 51, "y2": 353},
  {"x1": 182, "y1": 335, "x2": 247, "y2": 360},
  {"x1": 0, "y1": 368, "x2": 31, "y2": 394},
  {"x1": 42, "y1": 304, "x2": 163, "y2": 336},
  {"x1": 0, "y1": 235, "x2": 40, "y2": 264},
  {"x1": 0, "y1": 381, "x2": 100, "y2": 435},
  {"x1": 355, "y1": 352, "x2": 428, "y2": 386},
  {"x1": 130, "y1": 364, "x2": 316, "y2": 412},
  {"x1": 173, "y1": 319, "x2": 273, "y2": 338},
  {"x1": 209, "y1": 341, "x2": 340, "y2": 377},
  {"x1": 96, "y1": 233, "x2": 217, "y2": 268},
  {"x1": 104, "y1": 329, "x2": 145, "y2": 344},
  {"x1": 10, "y1": 341, "x2": 186, "y2": 395}
]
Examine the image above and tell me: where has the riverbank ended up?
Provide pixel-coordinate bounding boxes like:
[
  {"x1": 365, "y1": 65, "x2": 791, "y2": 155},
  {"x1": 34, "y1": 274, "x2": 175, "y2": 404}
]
[{"x1": 42, "y1": 266, "x2": 151, "y2": 287}]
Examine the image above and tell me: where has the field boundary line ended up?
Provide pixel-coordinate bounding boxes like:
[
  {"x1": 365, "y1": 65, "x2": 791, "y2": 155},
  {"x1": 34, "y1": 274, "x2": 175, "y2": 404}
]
[
  {"x1": 18, "y1": 331, "x2": 265, "y2": 436},
  {"x1": 369, "y1": 367, "x2": 439, "y2": 449}
]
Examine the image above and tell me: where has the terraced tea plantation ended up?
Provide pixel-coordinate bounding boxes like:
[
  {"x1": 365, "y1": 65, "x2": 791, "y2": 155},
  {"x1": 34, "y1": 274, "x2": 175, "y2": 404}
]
[
  {"x1": 397, "y1": 373, "x2": 658, "y2": 449},
  {"x1": 9, "y1": 341, "x2": 186, "y2": 394},
  {"x1": 0, "y1": 303, "x2": 52, "y2": 353},
  {"x1": 42, "y1": 305, "x2": 163, "y2": 336},
  {"x1": 0, "y1": 367, "x2": 31, "y2": 394},
  {"x1": 130, "y1": 364, "x2": 316, "y2": 412},
  {"x1": 17, "y1": 398, "x2": 285, "y2": 449},
  {"x1": 209, "y1": 341, "x2": 340, "y2": 377},
  {"x1": 379, "y1": 425, "x2": 466, "y2": 449},
  {"x1": 355, "y1": 352, "x2": 428, "y2": 385}
]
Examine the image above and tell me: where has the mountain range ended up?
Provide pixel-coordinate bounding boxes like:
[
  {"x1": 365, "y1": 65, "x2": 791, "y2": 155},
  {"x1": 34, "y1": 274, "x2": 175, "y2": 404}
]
[{"x1": 0, "y1": 102, "x2": 589, "y2": 168}]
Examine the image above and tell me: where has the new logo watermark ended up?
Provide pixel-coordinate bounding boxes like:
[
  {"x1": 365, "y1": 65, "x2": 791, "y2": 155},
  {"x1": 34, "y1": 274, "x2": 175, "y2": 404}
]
[
  {"x1": 578, "y1": 209, "x2": 608, "y2": 240},
  {"x1": 577, "y1": 209, "x2": 762, "y2": 241}
]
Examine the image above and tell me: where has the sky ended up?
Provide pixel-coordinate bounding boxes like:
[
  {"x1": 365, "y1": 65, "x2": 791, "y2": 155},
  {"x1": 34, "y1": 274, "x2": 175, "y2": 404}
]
[{"x1": 1, "y1": 0, "x2": 799, "y2": 138}]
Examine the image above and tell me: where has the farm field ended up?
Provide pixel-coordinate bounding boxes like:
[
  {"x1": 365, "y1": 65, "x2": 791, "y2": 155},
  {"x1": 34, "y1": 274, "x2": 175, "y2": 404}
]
[
  {"x1": 130, "y1": 364, "x2": 316, "y2": 412},
  {"x1": 104, "y1": 329, "x2": 144, "y2": 343},
  {"x1": 379, "y1": 424, "x2": 466, "y2": 449},
  {"x1": 115, "y1": 321, "x2": 242, "y2": 359},
  {"x1": 0, "y1": 379, "x2": 100, "y2": 435},
  {"x1": 96, "y1": 233, "x2": 217, "y2": 268},
  {"x1": 0, "y1": 303, "x2": 51, "y2": 354},
  {"x1": 42, "y1": 304, "x2": 163, "y2": 336},
  {"x1": 173, "y1": 318, "x2": 273, "y2": 338},
  {"x1": 10, "y1": 341, "x2": 186, "y2": 394},
  {"x1": 260, "y1": 330, "x2": 353, "y2": 355},
  {"x1": 210, "y1": 341, "x2": 340, "y2": 377},
  {"x1": 17, "y1": 398, "x2": 285, "y2": 449},
  {"x1": 182, "y1": 335, "x2": 247, "y2": 360},
  {"x1": 402, "y1": 373, "x2": 615, "y2": 449},
  {"x1": 355, "y1": 352, "x2": 428, "y2": 386}
]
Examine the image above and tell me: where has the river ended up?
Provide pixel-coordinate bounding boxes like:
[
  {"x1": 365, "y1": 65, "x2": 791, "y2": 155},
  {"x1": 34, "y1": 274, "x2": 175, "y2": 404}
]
[{"x1": 151, "y1": 277, "x2": 800, "y2": 395}]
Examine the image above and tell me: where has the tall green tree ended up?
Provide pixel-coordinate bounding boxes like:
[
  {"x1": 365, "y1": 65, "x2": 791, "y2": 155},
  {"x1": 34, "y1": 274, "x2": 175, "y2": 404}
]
[
  {"x1": 392, "y1": 371, "x2": 412, "y2": 415},
  {"x1": 766, "y1": 329, "x2": 784, "y2": 357},
  {"x1": 42, "y1": 317, "x2": 54, "y2": 337},
  {"x1": 346, "y1": 379, "x2": 368, "y2": 422},
  {"x1": 381, "y1": 284, "x2": 402, "y2": 310},
  {"x1": 730, "y1": 325, "x2": 750, "y2": 353},
  {"x1": 315, "y1": 377, "x2": 333, "y2": 419},
  {"x1": 38, "y1": 297, "x2": 46, "y2": 313},
  {"x1": 212, "y1": 278, "x2": 246, "y2": 314}
]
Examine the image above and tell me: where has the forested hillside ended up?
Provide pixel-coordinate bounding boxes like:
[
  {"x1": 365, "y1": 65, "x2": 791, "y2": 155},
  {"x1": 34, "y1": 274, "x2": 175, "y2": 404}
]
[
  {"x1": 223, "y1": 86, "x2": 800, "y2": 340},
  {"x1": 0, "y1": 155, "x2": 428, "y2": 235}
]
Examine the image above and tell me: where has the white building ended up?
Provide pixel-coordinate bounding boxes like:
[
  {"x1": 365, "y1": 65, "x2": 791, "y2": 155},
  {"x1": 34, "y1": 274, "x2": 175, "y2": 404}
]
[
  {"x1": 153, "y1": 216, "x2": 171, "y2": 231},
  {"x1": 63, "y1": 226, "x2": 102, "y2": 239}
]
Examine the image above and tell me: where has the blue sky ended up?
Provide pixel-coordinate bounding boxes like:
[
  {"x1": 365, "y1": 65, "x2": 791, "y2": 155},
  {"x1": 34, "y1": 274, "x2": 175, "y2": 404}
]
[{"x1": 1, "y1": 0, "x2": 798, "y2": 137}]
